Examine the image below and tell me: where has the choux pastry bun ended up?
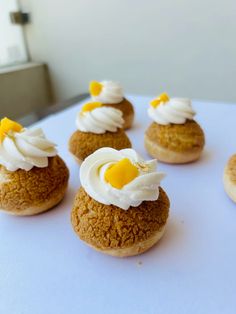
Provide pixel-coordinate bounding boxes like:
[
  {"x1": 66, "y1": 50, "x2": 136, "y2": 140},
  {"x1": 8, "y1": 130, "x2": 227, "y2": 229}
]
[
  {"x1": 69, "y1": 101, "x2": 131, "y2": 163},
  {"x1": 71, "y1": 147, "x2": 170, "y2": 257},
  {"x1": 223, "y1": 154, "x2": 236, "y2": 203},
  {"x1": 145, "y1": 93, "x2": 205, "y2": 164},
  {"x1": 0, "y1": 117, "x2": 69, "y2": 215},
  {"x1": 89, "y1": 80, "x2": 134, "y2": 129}
]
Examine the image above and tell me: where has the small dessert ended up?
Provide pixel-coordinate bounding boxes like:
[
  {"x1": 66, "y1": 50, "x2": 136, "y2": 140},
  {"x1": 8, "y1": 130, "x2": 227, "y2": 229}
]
[
  {"x1": 68, "y1": 101, "x2": 131, "y2": 163},
  {"x1": 0, "y1": 117, "x2": 69, "y2": 216},
  {"x1": 145, "y1": 93, "x2": 205, "y2": 164},
  {"x1": 89, "y1": 80, "x2": 134, "y2": 129},
  {"x1": 71, "y1": 147, "x2": 170, "y2": 257},
  {"x1": 223, "y1": 154, "x2": 236, "y2": 203}
]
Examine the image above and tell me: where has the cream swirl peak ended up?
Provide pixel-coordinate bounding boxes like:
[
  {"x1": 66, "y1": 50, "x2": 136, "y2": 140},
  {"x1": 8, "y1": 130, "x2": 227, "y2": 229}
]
[
  {"x1": 89, "y1": 80, "x2": 124, "y2": 104},
  {"x1": 0, "y1": 118, "x2": 57, "y2": 171},
  {"x1": 80, "y1": 148, "x2": 165, "y2": 210},
  {"x1": 76, "y1": 102, "x2": 124, "y2": 134},
  {"x1": 148, "y1": 93, "x2": 196, "y2": 125}
]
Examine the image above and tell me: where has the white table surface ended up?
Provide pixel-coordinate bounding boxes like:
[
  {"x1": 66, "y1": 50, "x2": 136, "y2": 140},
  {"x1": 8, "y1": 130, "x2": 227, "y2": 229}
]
[{"x1": 1, "y1": 96, "x2": 236, "y2": 314}]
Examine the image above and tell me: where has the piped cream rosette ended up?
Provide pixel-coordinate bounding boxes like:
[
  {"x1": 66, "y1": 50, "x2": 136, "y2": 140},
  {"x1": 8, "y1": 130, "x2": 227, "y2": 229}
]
[
  {"x1": 89, "y1": 80, "x2": 124, "y2": 104},
  {"x1": 148, "y1": 93, "x2": 196, "y2": 125},
  {"x1": 76, "y1": 102, "x2": 124, "y2": 134},
  {"x1": 0, "y1": 117, "x2": 57, "y2": 172},
  {"x1": 80, "y1": 147, "x2": 165, "y2": 210}
]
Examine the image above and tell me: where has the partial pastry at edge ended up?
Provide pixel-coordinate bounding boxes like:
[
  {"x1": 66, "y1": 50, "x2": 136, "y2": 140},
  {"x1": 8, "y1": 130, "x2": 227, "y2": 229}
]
[
  {"x1": 71, "y1": 147, "x2": 170, "y2": 257},
  {"x1": 89, "y1": 80, "x2": 134, "y2": 129},
  {"x1": 0, "y1": 117, "x2": 69, "y2": 215},
  {"x1": 144, "y1": 93, "x2": 205, "y2": 164},
  {"x1": 68, "y1": 101, "x2": 131, "y2": 163},
  {"x1": 223, "y1": 154, "x2": 236, "y2": 203}
]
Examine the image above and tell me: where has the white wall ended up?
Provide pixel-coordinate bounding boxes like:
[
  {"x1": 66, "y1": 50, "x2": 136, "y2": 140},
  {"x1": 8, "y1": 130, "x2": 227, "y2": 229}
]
[
  {"x1": 0, "y1": 0, "x2": 28, "y2": 66},
  {"x1": 20, "y1": 0, "x2": 236, "y2": 102}
]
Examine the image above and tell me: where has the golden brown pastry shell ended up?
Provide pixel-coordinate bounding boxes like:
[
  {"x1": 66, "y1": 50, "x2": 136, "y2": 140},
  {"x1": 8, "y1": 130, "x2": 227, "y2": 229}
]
[
  {"x1": 145, "y1": 120, "x2": 205, "y2": 163},
  {"x1": 146, "y1": 120, "x2": 205, "y2": 153},
  {"x1": 0, "y1": 155, "x2": 69, "y2": 215},
  {"x1": 68, "y1": 129, "x2": 131, "y2": 163},
  {"x1": 71, "y1": 187, "x2": 169, "y2": 257},
  {"x1": 223, "y1": 154, "x2": 236, "y2": 203}
]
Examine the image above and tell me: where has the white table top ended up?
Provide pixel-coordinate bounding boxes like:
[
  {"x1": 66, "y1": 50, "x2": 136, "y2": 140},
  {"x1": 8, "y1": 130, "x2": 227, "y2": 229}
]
[{"x1": 1, "y1": 96, "x2": 236, "y2": 314}]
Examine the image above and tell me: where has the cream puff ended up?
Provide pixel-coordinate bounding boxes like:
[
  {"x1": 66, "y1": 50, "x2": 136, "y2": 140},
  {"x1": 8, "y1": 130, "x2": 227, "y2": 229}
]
[
  {"x1": 89, "y1": 80, "x2": 134, "y2": 129},
  {"x1": 68, "y1": 101, "x2": 131, "y2": 163},
  {"x1": 71, "y1": 147, "x2": 170, "y2": 257},
  {"x1": 0, "y1": 117, "x2": 69, "y2": 216},
  {"x1": 223, "y1": 154, "x2": 236, "y2": 203},
  {"x1": 145, "y1": 93, "x2": 205, "y2": 164}
]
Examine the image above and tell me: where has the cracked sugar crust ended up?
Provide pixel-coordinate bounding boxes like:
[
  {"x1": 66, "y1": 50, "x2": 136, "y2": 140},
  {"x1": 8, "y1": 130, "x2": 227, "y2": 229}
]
[
  {"x1": 68, "y1": 128, "x2": 131, "y2": 161},
  {"x1": 226, "y1": 154, "x2": 236, "y2": 183},
  {"x1": 71, "y1": 187, "x2": 170, "y2": 250},
  {"x1": 145, "y1": 120, "x2": 205, "y2": 153},
  {"x1": 0, "y1": 155, "x2": 69, "y2": 214}
]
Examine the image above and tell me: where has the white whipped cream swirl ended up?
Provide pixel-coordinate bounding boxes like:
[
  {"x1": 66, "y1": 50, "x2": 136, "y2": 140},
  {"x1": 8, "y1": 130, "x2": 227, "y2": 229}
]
[
  {"x1": 91, "y1": 81, "x2": 124, "y2": 104},
  {"x1": 76, "y1": 107, "x2": 124, "y2": 134},
  {"x1": 80, "y1": 148, "x2": 165, "y2": 210},
  {"x1": 0, "y1": 128, "x2": 57, "y2": 171},
  {"x1": 148, "y1": 98, "x2": 196, "y2": 125}
]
